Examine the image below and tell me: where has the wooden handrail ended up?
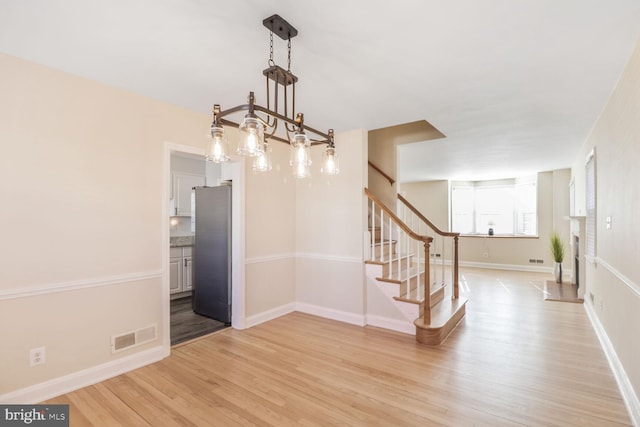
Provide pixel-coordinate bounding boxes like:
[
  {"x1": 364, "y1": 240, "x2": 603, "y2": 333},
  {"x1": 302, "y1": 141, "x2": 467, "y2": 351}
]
[
  {"x1": 368, "y1": 161, "x2": 395, "y2": 185},
  {"x1": 364, "y1": 188, "x2": 432, "y2": 243},
  {"x1": 398, "y1": 192, "x2": 460, "y2": 301},
  {"x1": 397, "y1": 193, "x2": 460, "y2": 238},
  {"x1": 366, "y1": 187, "x2": 433, "y2": 324}
]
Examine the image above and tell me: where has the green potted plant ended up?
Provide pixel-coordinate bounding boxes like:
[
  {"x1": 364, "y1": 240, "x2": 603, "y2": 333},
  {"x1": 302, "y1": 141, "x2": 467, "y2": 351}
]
[{"x1": 550, "y1": 231, "x2": 565, "y2": 283}]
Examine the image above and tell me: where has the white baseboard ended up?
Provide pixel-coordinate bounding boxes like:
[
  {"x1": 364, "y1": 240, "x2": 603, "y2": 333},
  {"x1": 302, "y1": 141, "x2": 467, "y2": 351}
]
[
  {"x1": 366, "y1": 314, "x2": 414, "y2": 335},
  {"x1": 584, "y1": 301, "x2": 640, "y2": 426},
  {"x1": 296, "y1": 302, "x2": 366, "y2": 326},
  {"x1": 245, "y1": 302, "x2": 296, "y2": 328},
  {"x1": 0, "y1": 345, "x2": 169, "y2": 404},
  {"x1": 459, "y1": 260, "x2": 571, "y2": 276}
]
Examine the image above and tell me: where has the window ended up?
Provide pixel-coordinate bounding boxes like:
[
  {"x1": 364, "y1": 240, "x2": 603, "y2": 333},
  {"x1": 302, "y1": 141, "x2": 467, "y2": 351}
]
[{"x1": 450, "y1": 176, "x2": 537, "y2": 236}]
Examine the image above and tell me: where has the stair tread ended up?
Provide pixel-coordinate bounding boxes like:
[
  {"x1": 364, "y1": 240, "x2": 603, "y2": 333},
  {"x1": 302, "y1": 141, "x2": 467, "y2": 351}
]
[
  {"x1": 416, "y1": 296, "x2": 468, "y2": 328},
  {"x1": 370, "y1": 239, "x2": 397, "y2": 247},
  {"x1": 375, "y1": 266, "x2": 424, "y2": 283},
  {"x1": 364, "y1": 253, "x2": 414, "y2": 266},
  {"x1": 394, "y1": 283, "x2": 445, "y2": 304}
]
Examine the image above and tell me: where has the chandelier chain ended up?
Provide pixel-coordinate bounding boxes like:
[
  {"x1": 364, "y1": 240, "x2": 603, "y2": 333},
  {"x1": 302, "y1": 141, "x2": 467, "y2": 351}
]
[
  {"x1": 287, "y1": 37, "x2": 291, "y2": 72},
  {"x1": 268, "y1": 31, "x2": 275, "y2": 67}
]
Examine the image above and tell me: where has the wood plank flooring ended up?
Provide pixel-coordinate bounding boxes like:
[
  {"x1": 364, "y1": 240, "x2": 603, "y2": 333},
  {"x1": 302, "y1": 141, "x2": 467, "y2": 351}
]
[{"x1": 45, "y1": 268, "x2": 631, "y2": 426}]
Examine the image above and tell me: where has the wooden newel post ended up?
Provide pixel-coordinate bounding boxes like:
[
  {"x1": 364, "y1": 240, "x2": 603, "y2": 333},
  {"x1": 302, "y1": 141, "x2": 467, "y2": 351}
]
[
  {"x1": 423, "y1": 239, "x2": 431, "y2": 325},
  {"x1": 453, "y1": 235, "x2": 459, "y2": 299}
]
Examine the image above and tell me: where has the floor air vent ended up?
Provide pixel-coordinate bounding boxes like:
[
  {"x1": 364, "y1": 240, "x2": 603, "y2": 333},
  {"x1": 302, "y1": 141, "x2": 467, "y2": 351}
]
[{"x1": 112, "y1": 324, "x2": 157, "y2": 353}]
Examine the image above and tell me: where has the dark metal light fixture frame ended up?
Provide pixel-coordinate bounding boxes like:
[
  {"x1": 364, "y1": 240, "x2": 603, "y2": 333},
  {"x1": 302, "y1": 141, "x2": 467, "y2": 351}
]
[{"x1": 209, "y1": 14, "x2": 333, "y2": 148}]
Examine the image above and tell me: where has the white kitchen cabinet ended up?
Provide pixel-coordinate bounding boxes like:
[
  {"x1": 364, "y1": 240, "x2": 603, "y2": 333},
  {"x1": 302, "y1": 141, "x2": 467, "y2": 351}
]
[
  {"x1": 169, "y1": 256, "x2": 182, "y2": 294},
  {"x1": 172, "y1": 173, "x2": 204, "y2": 216},
  {"x1": 170, "y1": 246, "x2": 193, "y2": 296},
  {"x1": 182, "y1": 246, "x2": 192, "y2": 292}
]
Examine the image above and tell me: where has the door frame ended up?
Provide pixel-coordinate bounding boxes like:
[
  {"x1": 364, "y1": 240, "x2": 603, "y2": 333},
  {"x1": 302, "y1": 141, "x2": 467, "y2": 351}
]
[{"x1": 162, "y1": 142, "x2": 246, "y2": 351}]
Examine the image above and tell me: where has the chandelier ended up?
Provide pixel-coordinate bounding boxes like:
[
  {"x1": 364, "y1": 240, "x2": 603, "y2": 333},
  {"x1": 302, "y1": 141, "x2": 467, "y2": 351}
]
[{"x1": 205, "y1": 14, "x2": 339, "y2": 178}]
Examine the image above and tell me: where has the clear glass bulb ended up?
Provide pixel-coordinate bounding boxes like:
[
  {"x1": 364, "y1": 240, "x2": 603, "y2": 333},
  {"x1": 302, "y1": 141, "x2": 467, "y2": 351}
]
[
  {"x1": 320, "y1": 147, "x2": 339, "y2": 175},
  {"x1": 252, "y1": 143, "x2": 272, "y2": 172},
  {"x1": 206, "y1": 126, "x2": 230, "y2": 163},
  {"x1": 290, "y1": 131, "x2": 312, "y2": 168},
  {"x1": 238, "y1": 116, "x2": 264, "y2": 157},
  {"x1": 293, "y1": 160, "x2": 311, "y2": 179}
]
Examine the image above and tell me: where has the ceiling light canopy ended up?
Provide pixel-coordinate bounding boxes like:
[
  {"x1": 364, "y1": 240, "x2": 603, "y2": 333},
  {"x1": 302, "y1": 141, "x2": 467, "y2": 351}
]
[{"x1": 206, "y1": 14, "x2": 338, "y2": 178}]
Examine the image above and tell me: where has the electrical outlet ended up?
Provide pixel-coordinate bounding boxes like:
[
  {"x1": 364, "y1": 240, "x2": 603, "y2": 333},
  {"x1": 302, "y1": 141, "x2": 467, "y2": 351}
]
[{"x1": 29, "y1": 347, "x2": 46, "y2": 367}]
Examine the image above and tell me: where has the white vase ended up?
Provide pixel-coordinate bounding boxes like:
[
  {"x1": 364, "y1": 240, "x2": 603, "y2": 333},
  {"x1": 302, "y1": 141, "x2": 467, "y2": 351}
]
[{"x1": 554, "y1": 262, "x2": 563, "y2": 284}]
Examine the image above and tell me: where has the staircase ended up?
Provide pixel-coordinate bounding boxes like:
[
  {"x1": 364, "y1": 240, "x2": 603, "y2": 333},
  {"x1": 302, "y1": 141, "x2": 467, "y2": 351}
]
[{"x1": 365, "y1": 188, "x2": 467, "y2": 345}]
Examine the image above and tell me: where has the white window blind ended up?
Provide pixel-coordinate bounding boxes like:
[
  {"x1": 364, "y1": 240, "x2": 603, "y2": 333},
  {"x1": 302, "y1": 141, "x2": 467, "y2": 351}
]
[
  {"x1": 585, "y1": 152, "x2": 596, "y2": 257},
  {"x1": 450, "y1": 176, "x2": 537, "y2": 236}
]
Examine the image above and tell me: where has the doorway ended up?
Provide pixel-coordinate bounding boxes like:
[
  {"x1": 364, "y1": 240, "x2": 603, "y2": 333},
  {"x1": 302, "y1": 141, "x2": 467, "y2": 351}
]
[{"x1": 163, "y1": 143, "x2": 245, "y2": 349}]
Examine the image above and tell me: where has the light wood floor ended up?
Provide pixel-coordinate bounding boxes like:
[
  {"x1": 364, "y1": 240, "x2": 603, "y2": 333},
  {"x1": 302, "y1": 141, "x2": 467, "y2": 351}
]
[{"x1": 46, "y1": 268, "x2": 631, "y2": 426}]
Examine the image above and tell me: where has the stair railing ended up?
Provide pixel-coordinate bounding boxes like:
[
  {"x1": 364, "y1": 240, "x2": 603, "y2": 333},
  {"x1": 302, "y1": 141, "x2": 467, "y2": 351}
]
[
  {"x1": 365, "y1": 188, "x2": 434, "y2": 322},
  {"x1": 397, "y1": 194, "x2": 460, "y2": 299},
  {"x1": 368, "y1": 161, "x2": 395, "y2": 185}
]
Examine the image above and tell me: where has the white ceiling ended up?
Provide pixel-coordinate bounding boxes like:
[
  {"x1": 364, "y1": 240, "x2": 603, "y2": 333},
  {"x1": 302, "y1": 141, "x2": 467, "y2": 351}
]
[{"x1": 1, "y1": 0, "x2": 639, "y2": 182}]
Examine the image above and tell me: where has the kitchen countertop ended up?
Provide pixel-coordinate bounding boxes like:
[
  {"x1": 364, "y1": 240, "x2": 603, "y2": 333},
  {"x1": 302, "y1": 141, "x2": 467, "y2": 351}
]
[{"x1": 170, "y1": 236, "x2": 194, "y2": 247}]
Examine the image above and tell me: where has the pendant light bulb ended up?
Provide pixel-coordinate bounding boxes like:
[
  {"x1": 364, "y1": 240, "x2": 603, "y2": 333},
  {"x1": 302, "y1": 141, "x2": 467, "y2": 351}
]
[
  {"x1": 293, "y1": 160, "x2": 311, "y2": 179},
  {"x1": 320, "y1": 146, "x2": 339, "y2": 175},
  {"x1": 238, "y1": 116, "x2": 265, "y2": 157},
  {"x1": 206, "y1": 126, "x2": 230, "y2": 163},
  {"x1": 290, "y1": 131, "x2": 312, "y2": 166},
  {"x1": 252, "y1": 142, "x2": 273, "y2": 172}
]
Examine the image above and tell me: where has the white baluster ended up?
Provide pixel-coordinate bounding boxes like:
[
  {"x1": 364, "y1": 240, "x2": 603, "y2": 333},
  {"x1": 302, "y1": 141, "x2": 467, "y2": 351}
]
[
  {"x1": 416, "y1": 239, "x2": 421, "y2": 300},
  {"x1": 440, "y1": 235, "x2": 444, "y2": 286},
  {"x1": 406, "y1": 224, "x2": 410, "y2": 290},
  {"x1": 370, "y1": 200, "x2": 375, "y2": 262},
  {"x1": 396, "y1": 224, "x2": 401, "y2": 279},
  {"x1": 379, "y1": 208, "x2": 384, "y2": 262},
  {"x1": 388, "y1": 216, "x2": 393, "y2": 277}
]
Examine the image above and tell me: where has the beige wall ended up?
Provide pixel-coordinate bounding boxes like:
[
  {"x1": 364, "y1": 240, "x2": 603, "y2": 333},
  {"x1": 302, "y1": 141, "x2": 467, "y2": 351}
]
[
  {"x1": 400, "y1": 180, "x2": 450, "y2": 231},
  {"x1": 400, "y1": 171, "x2": 571, "y2": 270},
  {"x1": 296, "y1": 129, "x2": 368, "y2": 317},
  {"x1": 0, "y1": 53, "x2": 211, "y2": 395},
  {"x1": 572, "y1": 37, "x2": 640, "y2": 401},
  {"x1": 244, "y1": 141, "x2": 296, "y2": 317},
  {"x1": 368, "y1": 121, "x2": 444, "y2": 212}
]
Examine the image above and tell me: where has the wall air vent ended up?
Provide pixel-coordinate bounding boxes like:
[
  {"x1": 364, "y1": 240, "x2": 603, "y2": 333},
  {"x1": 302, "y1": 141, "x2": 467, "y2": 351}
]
[{"x1": 111, "y1": 324, "x2": 157, "y2": 353}]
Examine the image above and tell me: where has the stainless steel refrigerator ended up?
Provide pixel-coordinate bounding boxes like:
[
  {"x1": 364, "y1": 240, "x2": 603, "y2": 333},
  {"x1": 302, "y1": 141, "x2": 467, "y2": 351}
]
[{"x1": 192, "y1": 185, "x2": 232, "y2": 324}]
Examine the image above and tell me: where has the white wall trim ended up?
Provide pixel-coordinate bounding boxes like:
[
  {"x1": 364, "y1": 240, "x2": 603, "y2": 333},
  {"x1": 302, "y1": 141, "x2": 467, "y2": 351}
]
[
  {"x1": 296, "y1": 253, "x2": 362, "y2": 263},
  {"x1": 245, "y1": 302, "x2": 296, "y2": 328},
  {"x1": 459, "y1": 260, "x2": 569, "y2": 275},
  {"x1": 0, "y1": 345, "x2": 168, "y2": 404},
  {"x1": 245, "y1": 253, "x2": 296, "y2": 265},
  {"x1": 596, "y1": 257, "x2": 640, "y2": 298},
  {"x1": 296, "y1": 302, "x2": 366, "y2": 326},
  {"x1": 246, "y1": 253, "x2": 361, "y2": 264},
  {"x1": 0, "y1": 270, "x2": 162, "y2": 301},
  {"x1": 584, "y1": 301, "x2": 640, "y2": 426},
  {"x1": 366, "y1": 314, "x2": 414, "y2": 335}
]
